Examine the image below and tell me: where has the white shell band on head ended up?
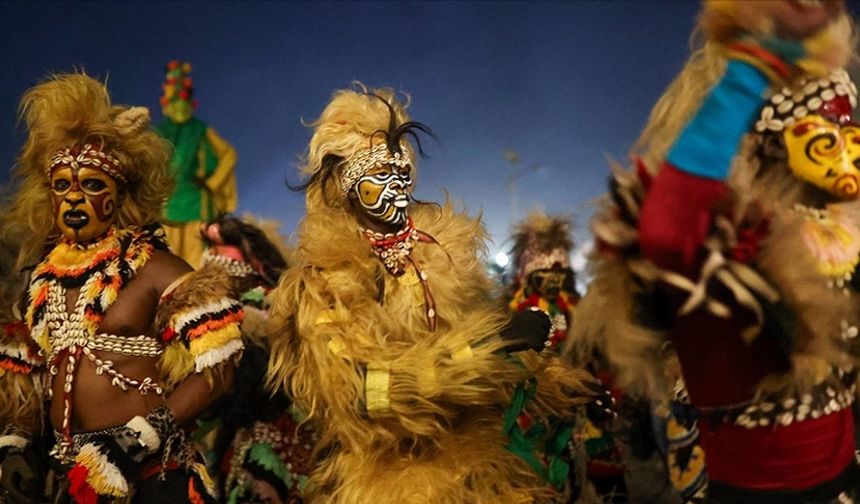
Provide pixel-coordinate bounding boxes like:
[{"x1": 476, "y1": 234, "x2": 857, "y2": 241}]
[
  {"x1": 520, "y1": 247, "x2": 571, "y2": 279},
  {"x1": 48, "y1": 143, "x2": 127, "y2": 185},
  {"x1": 755, "y1": 69, "x2": 857, "y2": 133},
  {"x1": 339, "y1": 142, "x2": 411, "y2": 196}
]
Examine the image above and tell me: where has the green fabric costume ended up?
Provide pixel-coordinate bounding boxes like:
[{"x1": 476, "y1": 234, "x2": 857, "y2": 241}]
[{"x1": 157, "y1": 117, "x2": 224, "y2": 223}]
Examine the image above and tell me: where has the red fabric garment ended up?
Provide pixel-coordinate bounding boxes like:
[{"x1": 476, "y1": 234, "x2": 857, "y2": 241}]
[
  {"x1": 638, "y1": 162, "x2": 729, "y2": 277},
  {"x1": 698, "y1": 408, "x2": 856, "y2": 490},
  {"x1": 639, "y1": 162, "x2": 789, "y2": 406},
  {"x1": 669, "y1": 305, "x2": 790, "y2": 407}
]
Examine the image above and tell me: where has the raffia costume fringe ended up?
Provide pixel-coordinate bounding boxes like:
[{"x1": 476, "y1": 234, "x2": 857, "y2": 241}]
[
  {"x1": 268, "y1": 201, "x2": 593, "y2": 503},
  {"x1": 575, "y1": 137, "x2": 860, "y2": 400}
]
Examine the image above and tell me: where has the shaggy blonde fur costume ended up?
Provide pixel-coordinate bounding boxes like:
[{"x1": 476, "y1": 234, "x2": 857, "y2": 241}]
[{"x1": 268, "y1": 87, "x2": 593, "y2": 503}]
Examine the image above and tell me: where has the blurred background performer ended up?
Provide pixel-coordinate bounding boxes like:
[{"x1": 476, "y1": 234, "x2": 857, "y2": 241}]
[
  {"x1": 506, "y1": 211, "x2": 627, "y2": 503},
  {"x1": 580, "y1": 1, "x2": 860, "y2": 502},
  {"x1": 157, "y1": 61, "x2": 237, "y2": 267},
  {"x1": 196, "y1": 214, "x2": 317, "y2": 503}
]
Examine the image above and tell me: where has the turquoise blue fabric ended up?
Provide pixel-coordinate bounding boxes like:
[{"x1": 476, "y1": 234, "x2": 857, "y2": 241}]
[{"x1": 667, "y1": 60, "x2": 769, "y2": 180}]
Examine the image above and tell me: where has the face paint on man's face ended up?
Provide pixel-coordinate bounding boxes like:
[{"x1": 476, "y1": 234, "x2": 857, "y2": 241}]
[
  {"x1": 527, "y1": 267, "x2": 571, "y2": 301},
  {"x1": 354, "y1": 162, "x2": 413, "y2": 227},
  {"x1": 51, "y1": 166, "x2": 120, "y2": 242}
]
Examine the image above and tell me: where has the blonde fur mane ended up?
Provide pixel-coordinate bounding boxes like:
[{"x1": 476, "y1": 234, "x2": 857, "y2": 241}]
[
  {"x1": 301, "y1": 84, "x2": 417, "y2": 210},
  {"x1": 4, "y1": 73, "x2": 172, "y2": 267}
]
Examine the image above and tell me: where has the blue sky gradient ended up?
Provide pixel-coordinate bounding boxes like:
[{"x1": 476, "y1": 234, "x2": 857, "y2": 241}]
[{"x1": 4, "y1": 1, "x2": 855, "y2": 265}]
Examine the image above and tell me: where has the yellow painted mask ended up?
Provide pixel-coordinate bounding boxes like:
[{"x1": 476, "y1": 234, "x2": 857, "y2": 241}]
[
  {"x1": 755, "y1": 70, "x2": 859, "y2": 200},
  {"x1": 783, "y1": 116, "x2": 860, "y2": 199},
  {"x1": 49, "y1": 145, "x2": 123, "y2": 242}
]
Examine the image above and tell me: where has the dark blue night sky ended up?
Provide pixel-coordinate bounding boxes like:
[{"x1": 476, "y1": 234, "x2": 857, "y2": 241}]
[{"x1": 3, "y1": 1, "x2": 856, "y2": 266}]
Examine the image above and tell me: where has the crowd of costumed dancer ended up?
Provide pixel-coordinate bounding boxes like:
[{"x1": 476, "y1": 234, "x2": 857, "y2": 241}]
[{"x1": 1, "y1": 1, "x2": 860, "y2": 503}]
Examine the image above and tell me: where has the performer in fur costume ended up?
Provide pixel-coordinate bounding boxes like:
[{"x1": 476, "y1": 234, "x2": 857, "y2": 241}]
[
  {"x1": 508, "y1": 212, "x2": 580, "y2": 352},
  {"x1": 579, "y1": 1, "x2": 860, "y2": 502},
  {"x1": 508, "y1": 212, "x2": 626, "y2": 503},
  {"x1": 157, "y1": 61, "x2": 237, "y2": 267},
  {"x1": 196, "y1": 214, "x2": 316, "y2": 503},
  {"x1": 0, "y1": 224, "x2": 45, "y2": 502},
  {"x1": 0, "y1": 73, "x2": 245, "y2": 503},
  {"x1": 267, "y1": 86, "x2": 596, "y2": 503}
]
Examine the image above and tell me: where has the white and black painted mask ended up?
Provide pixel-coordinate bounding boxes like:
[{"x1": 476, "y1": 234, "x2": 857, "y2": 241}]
[{"x1": 353, "y1": 161, "x2": 413, "y2": 226}]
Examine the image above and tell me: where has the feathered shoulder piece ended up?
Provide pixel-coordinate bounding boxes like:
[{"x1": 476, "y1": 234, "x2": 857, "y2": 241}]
[{"x1": 156, "y1": 262, "x2": 244, "y2": 389}]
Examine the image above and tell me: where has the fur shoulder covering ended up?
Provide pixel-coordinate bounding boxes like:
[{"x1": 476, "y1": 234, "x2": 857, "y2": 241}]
[{"x1": 157, "y1": 262, "x2": 244, "y2": 389}]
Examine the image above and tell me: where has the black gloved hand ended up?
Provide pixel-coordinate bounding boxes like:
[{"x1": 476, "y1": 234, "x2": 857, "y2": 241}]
[
  {"x1": 585, "y1": 379, "x2": 617, "y2": 427},
  {"x1": 500, "y1": 309, "x2": 552, "y2": 353}
]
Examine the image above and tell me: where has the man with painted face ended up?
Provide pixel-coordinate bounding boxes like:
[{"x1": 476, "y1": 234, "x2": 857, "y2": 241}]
[
  {"x1": 0, "y1": 74, "x2": 245, "y2": 503},
  {"x1": 580, "y1": 1, "x2": 860, "y2": 502},
  {"x1": 506, "y1": 212, "x2": 630, "y2": 503},
  {"x1": 266, "y1": 86, "x2": 597, "y2": 502},
  {"x1": 157, "y1": 61, "x2": 237, "y2": 267}
]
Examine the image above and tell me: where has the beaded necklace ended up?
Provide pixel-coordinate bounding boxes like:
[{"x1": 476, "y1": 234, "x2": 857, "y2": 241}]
[
  {"x1": 360, "y1": 218, "x2": 440, "y2": 332},
  {"x1": 27, "y1": 227, "x2": 166, "y2": 462}
]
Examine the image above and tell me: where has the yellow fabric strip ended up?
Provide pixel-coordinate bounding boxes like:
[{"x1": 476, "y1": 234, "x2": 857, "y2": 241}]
[
  {"x1": 447, "y1": 335, "x2": 473, "y2": 361},
  {"x1": 365, "y1": 361, "x2": 391, "y2": 418},
  {"x1": 203, "y1": 126, "x2": 238, "y2": 214},
  {"x1": 327, "y1": 337, "x2": 346, "y2": 355}
]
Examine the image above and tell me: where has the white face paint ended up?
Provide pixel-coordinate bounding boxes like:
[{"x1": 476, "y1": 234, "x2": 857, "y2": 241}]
[{"x1": 353, "y1": 162, "x2": 413, "y2": 226}]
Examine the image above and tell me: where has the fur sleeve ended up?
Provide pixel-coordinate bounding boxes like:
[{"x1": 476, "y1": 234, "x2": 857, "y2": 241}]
[
  {"x1": 156, "y1": 264, "x2": 244, "y2": 389},
  {"x1": 268, "y1": 263, "x2": 587, "y2": 449},
  {"x1": 0, "y1": 321, "x2": 43, "y2": 433}
]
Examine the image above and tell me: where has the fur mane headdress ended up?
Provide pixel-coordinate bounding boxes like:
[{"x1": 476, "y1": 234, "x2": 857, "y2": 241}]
[
  {"x1": 4, "y1": 73, "x2": 173, "y2": 267},
  {"x1": 295, "y1": 84, "x2": 432, "y2": 210},
  {"x1": 510, "y1": 211, "x2": 574, "y2": 283}
]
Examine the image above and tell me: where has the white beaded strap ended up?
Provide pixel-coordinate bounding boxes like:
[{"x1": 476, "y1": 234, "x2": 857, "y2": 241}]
[
  {"x1": 82, "y1": 347, "x2": 163, "y2": 395},
  {"x1": 90, "y1": 333, "x2": 163, "y2": 357}
]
